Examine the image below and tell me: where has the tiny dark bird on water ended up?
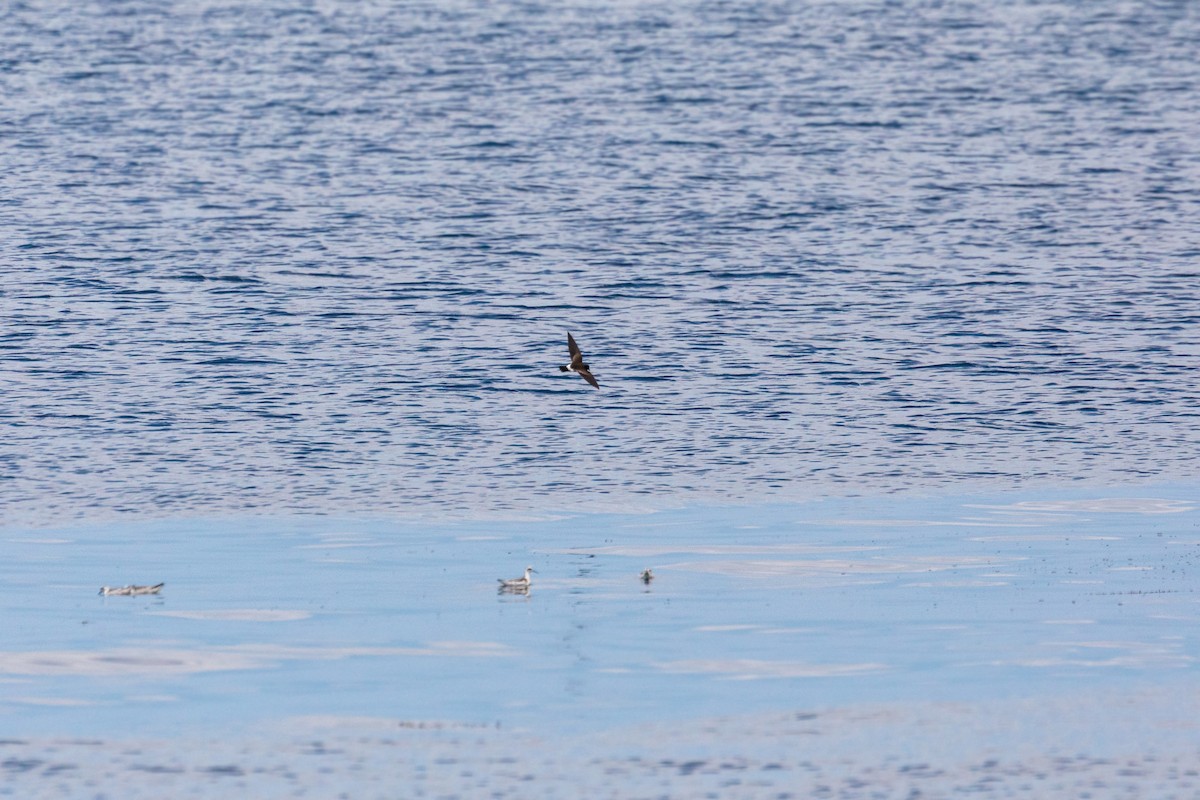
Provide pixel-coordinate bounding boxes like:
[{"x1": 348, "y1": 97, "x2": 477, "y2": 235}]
[{"x1": 560, "y1": 332, "x2": 599, "y2": 389}]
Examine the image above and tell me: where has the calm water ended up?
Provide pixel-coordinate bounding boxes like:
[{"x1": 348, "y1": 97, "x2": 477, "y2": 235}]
[
  {"x1": 3, "y1": 491, "x2": 1198, "y2": 740},
  {"x1": 2, "y1": 0, "x2": 1199, "y2": 524}
]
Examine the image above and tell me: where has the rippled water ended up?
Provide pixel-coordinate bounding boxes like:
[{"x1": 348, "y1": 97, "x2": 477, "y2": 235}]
[{"x1": 3, "y1": 0, "x2": 1199, "y2": 524}]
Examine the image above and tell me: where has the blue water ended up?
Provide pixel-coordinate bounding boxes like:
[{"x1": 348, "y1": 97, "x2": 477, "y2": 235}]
[
  {"x1": 2, "y1": 0, "x2": 1199, "y2": 526},
  {"x1": 3, "y1": 8, "x2": 1200, "y2": 791},
  {"x1": 3, "y1": 489, "x2": 1198, "y2": 739}
]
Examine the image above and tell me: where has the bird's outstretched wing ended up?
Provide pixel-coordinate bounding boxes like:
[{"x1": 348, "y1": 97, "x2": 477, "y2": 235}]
[
  {"x1": 577, "y1": 368, "x2": 600, "y2": 389},
  {"x1": 566, "y1": 332, "x2": 599, "y2": 388}
]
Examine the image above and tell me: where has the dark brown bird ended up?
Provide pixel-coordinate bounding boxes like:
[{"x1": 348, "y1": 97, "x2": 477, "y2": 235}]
[{"x1": 559, "y1": 332, "x2": 599, "y2": 389}]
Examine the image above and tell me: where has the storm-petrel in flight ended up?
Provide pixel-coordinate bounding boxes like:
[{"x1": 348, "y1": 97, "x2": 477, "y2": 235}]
[{"x1": 560, "y1": 332, "x2": 599, "y2": 389}]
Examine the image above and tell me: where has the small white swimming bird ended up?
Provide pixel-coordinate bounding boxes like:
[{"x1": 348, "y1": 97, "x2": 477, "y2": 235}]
[
  {"x1": 99, "y1": 583, "x2": 164, "y2": 596},
  {"x1": 498, "y1": 566, "x2": 535, "y2": 591}
]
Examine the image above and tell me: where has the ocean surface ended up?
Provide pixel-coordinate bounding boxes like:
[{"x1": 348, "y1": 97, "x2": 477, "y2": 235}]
[
  {"x1": 3, "y1": 0, "x2": 1199, "y2": 526},
  {"x1": 2, "y1": 3, "x2": 1200, "y2": 796},
  {"x1": 2, "y1": 492, "x2": 1199, "y2": 797}
]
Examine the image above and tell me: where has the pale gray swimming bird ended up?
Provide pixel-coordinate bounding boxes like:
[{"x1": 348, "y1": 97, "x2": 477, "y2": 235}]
[
  {"x1": 498, "y1": 566, "x2": 535, "y2": 591},
  {"x1": 559, "y1": 332, "x2": 599, "y2": 389},
  {"x1": 99, "y1": 583, "x2": 164, "y2": 597}
]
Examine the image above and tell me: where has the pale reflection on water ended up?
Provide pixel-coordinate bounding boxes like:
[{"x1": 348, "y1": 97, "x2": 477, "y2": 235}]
[
  {"x1": 0, "y1": 642, "x2": 514, "y2": 678},
  {"x1": 0, "y1": 488, "x2": 1195, "y2": 741}
]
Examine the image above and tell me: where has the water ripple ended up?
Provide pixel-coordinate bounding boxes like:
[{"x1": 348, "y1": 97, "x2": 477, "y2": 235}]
[{"x1": 2, "y1": 0, "x2": 1198, "y2": 524}]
